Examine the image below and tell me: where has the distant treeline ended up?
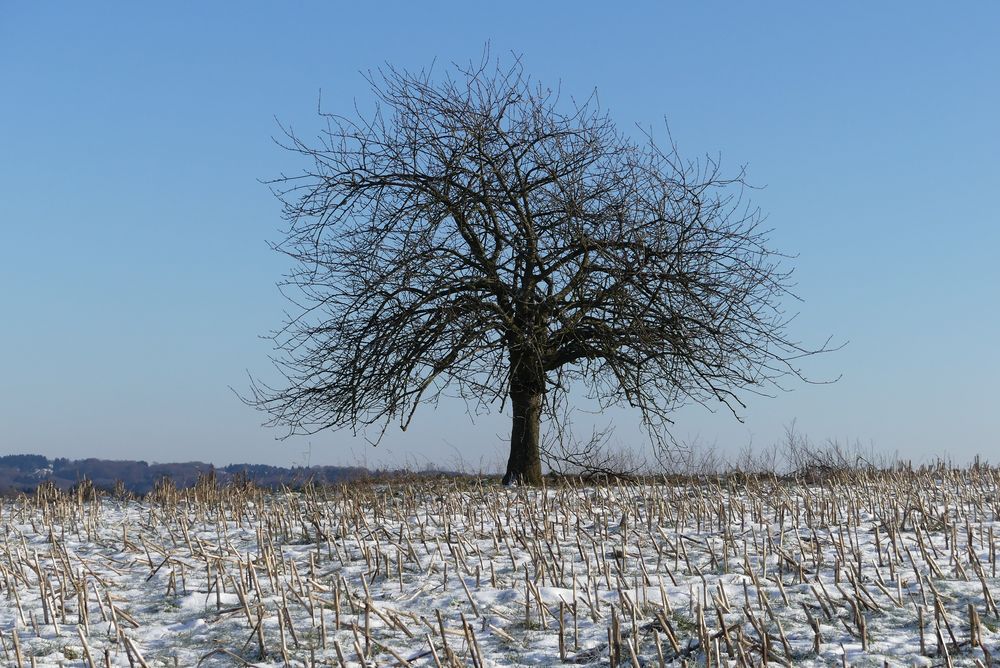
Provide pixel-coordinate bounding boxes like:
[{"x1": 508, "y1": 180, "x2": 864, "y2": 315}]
[{"x1": 0, "y1": 453, "x2": 397, "y2": 495}]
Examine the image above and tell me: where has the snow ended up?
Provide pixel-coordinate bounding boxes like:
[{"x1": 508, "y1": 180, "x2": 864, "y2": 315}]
[{"x1": 0, "y1": 470, "x2": 997, "y2": 666}]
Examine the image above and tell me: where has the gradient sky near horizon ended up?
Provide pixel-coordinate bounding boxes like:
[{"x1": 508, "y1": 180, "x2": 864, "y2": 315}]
[{"x1": 2, "y1": 3, "x2": 998, "y2": 469}]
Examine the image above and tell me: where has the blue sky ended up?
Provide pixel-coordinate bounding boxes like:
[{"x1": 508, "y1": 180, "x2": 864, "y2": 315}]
[{"x1": 2, "y1": 3, "x2": 998, "y2": 468}]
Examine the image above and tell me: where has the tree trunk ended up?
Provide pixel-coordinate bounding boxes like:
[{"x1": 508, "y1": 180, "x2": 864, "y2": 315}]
[{"x1": 503, "y1": 387, "x2": 543, "y2": 485}]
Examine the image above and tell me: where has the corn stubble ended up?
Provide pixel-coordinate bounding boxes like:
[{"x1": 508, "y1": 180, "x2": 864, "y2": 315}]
[{"x1": 0, "y1": 465, "x2": 997, "y2": 666}]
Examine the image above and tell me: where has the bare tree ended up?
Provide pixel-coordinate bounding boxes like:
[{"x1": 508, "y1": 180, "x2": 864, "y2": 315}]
[{"x1": 248, "y1": 53, "x2": 831, "y2": 485}]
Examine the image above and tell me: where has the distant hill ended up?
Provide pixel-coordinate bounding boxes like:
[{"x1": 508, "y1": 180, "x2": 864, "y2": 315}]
[{"x1": 0, "y1": 453, "x2": 408, "y2": 495}]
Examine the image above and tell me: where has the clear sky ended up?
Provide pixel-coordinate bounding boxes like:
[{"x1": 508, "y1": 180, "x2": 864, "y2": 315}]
[{"x1": 2, "y1": 3, "x2": 998, "y2": 469}]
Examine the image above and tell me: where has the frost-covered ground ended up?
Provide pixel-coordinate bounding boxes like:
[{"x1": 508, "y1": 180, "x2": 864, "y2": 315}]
[{"x1": 0, "y1": 468, "x2": 998, "y2": 666}]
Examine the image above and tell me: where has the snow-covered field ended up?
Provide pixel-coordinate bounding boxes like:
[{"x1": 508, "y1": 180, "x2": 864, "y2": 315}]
[{"x1": 1, "y1": 468, "x2": 998, "y2": 666}]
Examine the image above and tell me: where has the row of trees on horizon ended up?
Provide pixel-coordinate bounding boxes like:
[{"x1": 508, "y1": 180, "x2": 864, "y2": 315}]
[{"x1": 0, "y1": 453, "x2": 381, "y2": 496}]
